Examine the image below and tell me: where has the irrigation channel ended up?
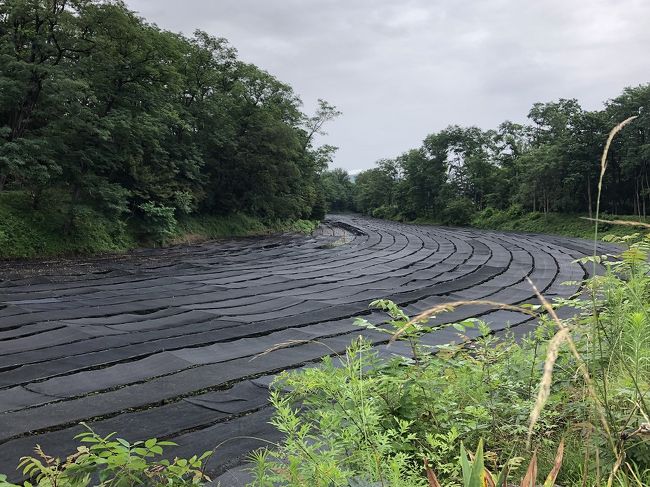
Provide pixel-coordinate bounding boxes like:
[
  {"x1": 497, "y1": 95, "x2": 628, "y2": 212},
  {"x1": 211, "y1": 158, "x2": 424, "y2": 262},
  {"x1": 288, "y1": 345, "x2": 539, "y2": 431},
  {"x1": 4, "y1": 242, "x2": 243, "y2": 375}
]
[{"x1": 0, "y1": 215, "x2": 619, "y2": 480}]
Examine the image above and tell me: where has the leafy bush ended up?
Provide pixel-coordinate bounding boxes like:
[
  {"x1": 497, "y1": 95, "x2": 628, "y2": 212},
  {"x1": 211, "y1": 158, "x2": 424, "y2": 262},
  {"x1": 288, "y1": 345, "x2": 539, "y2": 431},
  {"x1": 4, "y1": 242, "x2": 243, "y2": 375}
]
[
  {"x1": 0, "y1": 191, "x2": 136, "y2": 258},
  {"x1": 138, "y1": 202, "x2": 179, "y2": 245},
  {"x1": 469, "y1": 205, "x2": 639, "y2": 239},
  {"x1": 0, "y1": 427, "x2": 211, "y2": 487},
  {"x1": 173, "y1": 215, "x2": 317, "y2": 245},
  {"x1": 371, "y1": 205, "x2": 400, "y2": 220},
  {"x1": 248, "y1": 300, "x2": 584, "y2": 486},
  {"x1": 439, "y1": 198, "x2": 475, "y2": 226},
  {"x1": 286, "y1": 219, "x2": 319, "y2": 234}
]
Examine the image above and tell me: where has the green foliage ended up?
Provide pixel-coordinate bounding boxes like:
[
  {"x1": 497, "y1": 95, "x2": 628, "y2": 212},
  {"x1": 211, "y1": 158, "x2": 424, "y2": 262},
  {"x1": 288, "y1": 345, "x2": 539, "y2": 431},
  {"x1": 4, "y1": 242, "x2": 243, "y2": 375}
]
[
  {"x1": 248, "y1": 338, "x2": 430, "y2": 487},
  {"x1": 440, "y1": 198, "x2": 475, "y2": 226},
  {"x1": 174, "y1": 214, "x2": 317, "y2": 243},
  {"x1": 0, "y1": 192, "x2": 317, "y2": 257},
  {"x1": 470, "y1": 206, "x2": 638, "y2": 239},
  {"x1": 0, "y1": 191, "x2": 135, "y2": 258},
  {"x1": 354, "y1": 160, "x2": 400, "y2": 215},
  {"x1": 0, "y1": 0, "x2": 339, "y2": 257},
  {"x1": 459, "y1": 441, "x2": 485, "y2": 487},
  {"x1": 321, "y1": 168, "x2": 355, "y2": 213},
  {"x1": 0, "y1": 427, "x2": 211, "y2": 487},
  {"x1": 138, "y1": 202, "x2": 178, "y2": 245},
  {"x1": 353, "y1": 84, "x2": 650, "y2": 225},
  {"x1": 577, "y1": 235, "x2": 650, "y2": 470},
  {"x1": 371, "y1": 205, "x2": 401, "y2": 220},
  {"x1": 249, "y1": 302, "x2": 585, "y2": 486}
]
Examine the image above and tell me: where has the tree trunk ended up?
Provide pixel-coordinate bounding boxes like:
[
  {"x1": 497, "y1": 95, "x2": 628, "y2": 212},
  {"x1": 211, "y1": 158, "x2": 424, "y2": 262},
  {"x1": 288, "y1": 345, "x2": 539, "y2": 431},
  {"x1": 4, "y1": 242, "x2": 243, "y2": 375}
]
[
  {"x1": 643, "y1": 172, "x2": 650, "y2": 220},
  {"x1": 637, "y1": 177, "x2": 642, "y2": 218},
  {"x1": 9, "y1": 73, "x2": 44, "y2": 141},
  {"x1": 65, "y1": 185, "x2": 82, "y2": 234},
  {"x1": 587, "y1": 178, "x2": 592, "y2": 219},
  {"x1": 532, "y1": 187, "x2": 536, "y2": 213}
]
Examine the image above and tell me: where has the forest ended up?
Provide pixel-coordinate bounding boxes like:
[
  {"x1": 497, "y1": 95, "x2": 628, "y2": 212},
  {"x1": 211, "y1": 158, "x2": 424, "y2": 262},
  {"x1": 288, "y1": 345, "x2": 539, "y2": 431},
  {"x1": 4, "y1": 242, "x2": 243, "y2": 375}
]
[
  {"x1": 0, "y1": 0, "x2": 338, "y2": 255},
  {"x1": 325, "y1": 84, "x2": 650, "y2": 228},
  {"x1": 2, "y1": 1, "x2": 649, "y2": 257}
]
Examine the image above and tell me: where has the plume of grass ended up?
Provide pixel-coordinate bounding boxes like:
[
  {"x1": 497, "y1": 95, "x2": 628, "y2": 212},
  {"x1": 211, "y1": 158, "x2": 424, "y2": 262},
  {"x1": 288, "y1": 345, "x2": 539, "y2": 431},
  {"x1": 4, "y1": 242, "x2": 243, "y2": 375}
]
[
  {"x1": 589, "y1": 116, "x2": 638, "y2": 486},
  {"x1": 251, "y1": 338, "x2": 346, "y2": 362},
  {"x1": 593, "y1": 116, "x2": 638, "y2": 255},
  {"x1": 390, "y1": 300, "x2": 538, "y2": 343},
  {"x1": 580, "y1": 217, "x2": 650, "y2": 229},
  {"x1": 526, "y1": 326, "x2": 570, "y2": 447},
  {"x1": 525, "y1": 277, "x2": 615, "y2": 453}
]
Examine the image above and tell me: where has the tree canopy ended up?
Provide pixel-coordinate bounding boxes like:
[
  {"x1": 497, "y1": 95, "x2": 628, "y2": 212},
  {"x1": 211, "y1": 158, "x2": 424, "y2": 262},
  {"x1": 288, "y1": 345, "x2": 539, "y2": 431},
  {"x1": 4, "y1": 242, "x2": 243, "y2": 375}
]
[
  {"x1": 353, "y1": 84, "x2": 650, "y2": 222},
  {"x1": 0, "y1": 0, "x2": 339, "y2": 240}
]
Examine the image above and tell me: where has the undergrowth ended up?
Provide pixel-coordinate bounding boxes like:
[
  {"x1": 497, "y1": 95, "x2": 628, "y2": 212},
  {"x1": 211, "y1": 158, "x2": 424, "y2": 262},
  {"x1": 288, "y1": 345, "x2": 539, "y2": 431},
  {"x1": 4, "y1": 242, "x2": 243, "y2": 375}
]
[
  {"x1": 0, "y1": 427, "x2": 211, "y2": 487},
  {"x1": 0, "y1": 191, "x2": 318, "y2": 258},
  {"x1": 0, "y1": 191, "x2": 137, "y2": 258},
  {"x1": 395, "y1": 206, "x2": 639, "y2": 240}
]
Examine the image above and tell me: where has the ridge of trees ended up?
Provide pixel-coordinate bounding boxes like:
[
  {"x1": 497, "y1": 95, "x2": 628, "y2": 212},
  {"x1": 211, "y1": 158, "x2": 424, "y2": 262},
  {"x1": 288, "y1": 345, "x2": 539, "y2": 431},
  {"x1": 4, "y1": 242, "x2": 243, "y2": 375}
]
[
  {"x1": 330, "y1": 84, "x2": 650, "y2": 224},
  {"x1": 0, "y1": 0, "x2": 339, "y2": 242}
]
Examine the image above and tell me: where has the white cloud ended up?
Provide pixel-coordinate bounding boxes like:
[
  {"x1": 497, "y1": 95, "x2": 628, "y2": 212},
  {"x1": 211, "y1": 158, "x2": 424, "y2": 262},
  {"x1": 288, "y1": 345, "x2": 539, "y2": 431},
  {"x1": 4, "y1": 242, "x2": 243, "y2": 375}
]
[{"x1": 127, "y1": 0, "x2": 650, "y2": 171}]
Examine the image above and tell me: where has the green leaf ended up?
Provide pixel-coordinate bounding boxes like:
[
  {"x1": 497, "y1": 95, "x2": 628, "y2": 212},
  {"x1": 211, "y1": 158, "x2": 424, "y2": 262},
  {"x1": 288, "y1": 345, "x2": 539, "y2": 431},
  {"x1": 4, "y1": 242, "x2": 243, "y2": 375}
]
[
  {"x1": 469, "y1": 439, "x2": 485, "y2": 487},
  {"x1": 116, "y1": 438, "x2": 131, "y2": 448},
  {"x1": 460, "y1": 442, "x2": 472, "y2": 486},
  {"x1": 157, "y1": 441, "x2": 177, "y2": 447}
]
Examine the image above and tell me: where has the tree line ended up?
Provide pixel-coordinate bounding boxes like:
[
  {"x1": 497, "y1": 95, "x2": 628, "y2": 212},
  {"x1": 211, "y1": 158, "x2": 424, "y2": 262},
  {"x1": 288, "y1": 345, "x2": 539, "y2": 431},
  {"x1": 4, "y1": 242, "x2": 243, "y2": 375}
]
[
  {"x1": 0, "y1": 0, "x2": 339, "y2": 240},
  {"x1": 326, "y1": 84, "x2": 649, "y2": 224}
]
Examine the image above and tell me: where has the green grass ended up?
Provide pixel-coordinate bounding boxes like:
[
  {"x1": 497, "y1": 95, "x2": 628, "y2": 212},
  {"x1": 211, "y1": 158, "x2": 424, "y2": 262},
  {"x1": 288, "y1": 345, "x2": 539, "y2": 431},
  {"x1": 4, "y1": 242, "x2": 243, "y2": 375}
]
[
  {"x1": 0, "y1": 191, "x2": 136, "y2": 259},
  {"x1": 470, "y1": 207, "x2": 645, "y2": 239},
  {"x1": 390, "y1": 207, "x2": 646, "y2": 240},
  {"x1": 0, "y1": 191, "x2": 319, "y2": 259},
  {"x1": 173, "y1": 214, "x2": 319, "y2": 244}
]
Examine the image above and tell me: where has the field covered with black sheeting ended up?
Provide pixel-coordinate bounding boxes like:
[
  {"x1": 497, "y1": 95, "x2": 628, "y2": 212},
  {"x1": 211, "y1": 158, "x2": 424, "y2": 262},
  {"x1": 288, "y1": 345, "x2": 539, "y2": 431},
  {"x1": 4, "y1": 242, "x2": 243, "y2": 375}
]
[{"x1": 0, "y1": 215, "x2": 618, "y2": 479}]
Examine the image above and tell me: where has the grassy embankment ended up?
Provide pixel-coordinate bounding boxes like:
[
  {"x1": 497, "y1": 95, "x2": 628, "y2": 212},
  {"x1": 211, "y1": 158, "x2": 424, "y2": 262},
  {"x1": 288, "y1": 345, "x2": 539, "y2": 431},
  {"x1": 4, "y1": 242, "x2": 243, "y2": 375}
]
[
  {"x1": 407, "y1": 206, "x2": 646, "y2": 239},
  {"x1": 0, "y1": 191, "x2": 318, "y2": 259}
]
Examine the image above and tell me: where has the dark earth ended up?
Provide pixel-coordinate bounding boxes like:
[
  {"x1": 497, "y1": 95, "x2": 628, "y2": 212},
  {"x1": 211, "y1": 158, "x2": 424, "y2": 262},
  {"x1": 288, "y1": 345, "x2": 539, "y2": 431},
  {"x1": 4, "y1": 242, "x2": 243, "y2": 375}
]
[{"x1": 0, "y1": 215, "x2": 619, "y2": 481}]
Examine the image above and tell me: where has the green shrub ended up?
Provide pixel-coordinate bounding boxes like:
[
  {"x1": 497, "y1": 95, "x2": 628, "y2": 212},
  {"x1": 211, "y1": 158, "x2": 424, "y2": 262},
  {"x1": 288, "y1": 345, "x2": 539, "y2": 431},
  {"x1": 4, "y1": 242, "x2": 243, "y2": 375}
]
[
  {"x1": 286, "y1": 219, "x2": 319, "y2": 234},
  {"x1": 138, "y1": 202, "x2": 178, "y2": 245},
  {"x1": 371, "y1": 205, "x2": 400, "y2": 220},
  {"x1": 0, "y1": 427, "x2": 211, "y2": 487},
  {"x1": 0, "y1": 191, "x2": 319, "y2": 257},
  {"x1": 0, "y1": 191, "x2": 136, "y2": 258},
  {"x1": 440, "y1": 198, "x2": 475, "y2": 226},
  {"x1": 249, "y1": 300, "x2": 583, "y2": 486}
]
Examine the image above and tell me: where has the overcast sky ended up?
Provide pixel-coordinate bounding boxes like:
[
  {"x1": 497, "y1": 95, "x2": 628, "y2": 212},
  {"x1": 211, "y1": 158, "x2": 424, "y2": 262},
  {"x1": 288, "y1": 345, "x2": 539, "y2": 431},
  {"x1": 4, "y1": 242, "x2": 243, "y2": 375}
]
[{"x1": 126, "y1": 0, "x2": 649, "y2": 173}]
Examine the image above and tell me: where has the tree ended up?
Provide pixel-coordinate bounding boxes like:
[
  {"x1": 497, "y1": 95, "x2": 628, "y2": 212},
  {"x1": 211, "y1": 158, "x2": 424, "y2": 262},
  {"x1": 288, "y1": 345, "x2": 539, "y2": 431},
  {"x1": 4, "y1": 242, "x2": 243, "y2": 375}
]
[
  {"x1": 321, "y1": 168, "x2": 354, "y2": 212},
  {"x1": 0, "y1": 0, "x2": 341, "y2": 241},
  {"x1": 355, "y1": 84, "x2": 650, "y2": 222}
]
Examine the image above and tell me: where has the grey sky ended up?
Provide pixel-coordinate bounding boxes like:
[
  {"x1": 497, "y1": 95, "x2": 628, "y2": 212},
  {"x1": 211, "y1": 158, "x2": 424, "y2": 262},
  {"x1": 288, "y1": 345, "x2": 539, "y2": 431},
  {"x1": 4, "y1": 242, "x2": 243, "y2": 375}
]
[{"x1": 126, "y1": 0, "x2": 650, "y2": 173}]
